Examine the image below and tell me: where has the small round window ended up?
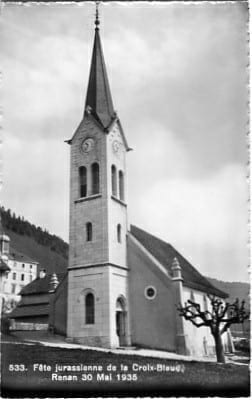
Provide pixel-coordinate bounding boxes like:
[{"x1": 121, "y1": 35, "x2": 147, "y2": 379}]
[{"x1": 145, "y1": 286, "x2": 157, "y2": 300}]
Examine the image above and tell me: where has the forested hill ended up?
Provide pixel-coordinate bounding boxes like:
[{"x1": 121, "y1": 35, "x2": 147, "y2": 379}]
[
  {"x1": 1, "y1": 207, "x2": 68, "y2": 274},
  {"x1": 207, "y1": 277, "x2": 250, "y2": 308}
]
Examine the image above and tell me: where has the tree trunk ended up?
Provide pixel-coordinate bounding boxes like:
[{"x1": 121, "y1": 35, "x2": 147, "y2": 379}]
[{"x1": 214, "y1": 332, "x2": 225, "y2": 363}]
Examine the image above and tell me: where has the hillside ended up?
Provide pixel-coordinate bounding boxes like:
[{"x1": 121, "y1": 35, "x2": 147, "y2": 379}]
[
  {"x1": 207, "y1": 277, "x2": 250, "y2": 308},
  {"x1": 1, "y1": 207, "x2": 68, "y2": 259},
  {"x1": 5, "y1": 229, "x2": 67, "y2": 275},
  {"x1": 1, "y1": 207, "x2": 67, "y2": 274}
]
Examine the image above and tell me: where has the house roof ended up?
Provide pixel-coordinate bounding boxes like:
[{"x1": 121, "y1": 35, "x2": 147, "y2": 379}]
[
  {"x1": 130, "y1": 225, "x2": 228, "y2": 298},
  {"x1": 9, "y1": 247, "x2": 38, "y2": 264},
  {"x1": 0, "y1": 258, "x2": 10, "y2": 272},
  {"x1": 9, "y1": 273, "x2": 66, "y2": 319},
  {"x1": 19, "y1": 273, "x2": 66, "y2": 296},
  {"x1": 9, "y1": 302, "x2": 50, "y2": 318}
]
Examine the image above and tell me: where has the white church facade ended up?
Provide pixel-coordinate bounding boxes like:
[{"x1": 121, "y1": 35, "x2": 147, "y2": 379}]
[{"x1": 10, "y1": 11, "x2": 232, "y2": 358}]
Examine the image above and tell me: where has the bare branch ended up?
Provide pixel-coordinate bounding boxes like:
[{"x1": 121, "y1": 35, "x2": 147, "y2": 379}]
[{"x1": 178, "y1": 296, "x2": 249, "y2": 335}]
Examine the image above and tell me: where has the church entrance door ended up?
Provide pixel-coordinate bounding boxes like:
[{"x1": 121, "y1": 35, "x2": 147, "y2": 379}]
[{"x1": 116, "y1": 298, "x2": 127, "y2": 347}]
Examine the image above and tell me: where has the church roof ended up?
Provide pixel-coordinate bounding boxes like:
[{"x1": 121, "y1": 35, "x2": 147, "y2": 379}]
[
  {"x1": 84, "y1": 26, "x2": 115, "y2": 129},
  {"x1": 19, "y1": 273, "x2": 66, "y2": 296},
  {"x1": 130, "y1": 225, "x2": 228, "y2": 298}
]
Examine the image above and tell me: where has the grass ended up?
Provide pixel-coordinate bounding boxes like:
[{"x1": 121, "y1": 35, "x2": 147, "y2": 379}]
[{"x1": 1, "y1": 341, "x2": 250, "y2": 398}]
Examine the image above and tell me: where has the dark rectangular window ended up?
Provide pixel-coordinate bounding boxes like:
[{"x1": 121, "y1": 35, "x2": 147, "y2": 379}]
[
  {"x1": 79, "y1": 166, "x2": 87, "y2": 198},
  {"x1": 111, "y1": 165, "x2": 117, "y2": 196},
  {"x1": 119, "y1": 170, "x2": 124, "y2": 201},
  {"x1": 117, "y1": 224, "x2": 122, "y2": 243},
  {"x1": 85, "y1": 293, "x2": 95, "y2": 324},
  {"x1": 86, "y1": 222, "x2": 93, "y2": 242},
  {"x1": 91, "y1": 163, "x2": 100, "y2": 194}
]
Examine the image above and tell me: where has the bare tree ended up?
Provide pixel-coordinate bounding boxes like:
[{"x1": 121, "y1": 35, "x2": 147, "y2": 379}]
[{"x1": 178, "y1": 296, "x2": 249, "y2": 363}]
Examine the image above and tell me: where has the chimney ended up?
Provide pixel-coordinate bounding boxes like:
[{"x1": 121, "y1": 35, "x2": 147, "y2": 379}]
[{"x1": 39, "y1": 269, "x2": 46, "y2": 279}]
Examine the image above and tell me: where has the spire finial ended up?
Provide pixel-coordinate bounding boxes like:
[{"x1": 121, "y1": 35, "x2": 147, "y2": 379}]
[{"x1": 95, "y1": 1, "x2": 100, "y2": 30}]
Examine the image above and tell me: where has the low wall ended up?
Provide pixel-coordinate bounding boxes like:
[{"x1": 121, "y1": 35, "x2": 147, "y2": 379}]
[
  {"x1": 8, "y1": 330, "x2": 65, "y2": 342},
  {"x1": 10, "y1": 321, "x2": 48, "y2": 331}
]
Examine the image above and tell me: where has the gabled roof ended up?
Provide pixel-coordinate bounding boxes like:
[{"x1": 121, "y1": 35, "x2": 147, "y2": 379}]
[
  {"x1": 19, "y1": 273, "x2": 66, "y2": 296},
  {"x1": 130, "y1": 225, "x2": 228, "y2": 298},
  {"x1": 9, "y1": 247, "x2": 38, "y2": 264},
  {"x1": 107, "y1": 116, "x2": 131, "y2": 152},
  {"x1": 84, "y1": 27, "x2": 115, "y2": 129},
  {"x1": 9, "y1": 273, "x2": 66, "y2": 319}
]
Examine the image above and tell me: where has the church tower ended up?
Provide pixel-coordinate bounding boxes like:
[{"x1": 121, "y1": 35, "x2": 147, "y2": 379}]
[{"x1": 66, "y1": 7, "x2": 131, "y2": 348}]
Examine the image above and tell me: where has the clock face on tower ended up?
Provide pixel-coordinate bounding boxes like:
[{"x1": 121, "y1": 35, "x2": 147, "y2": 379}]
[{"x1": 81, "y1": 138, "x2": 94, "y2": 153}]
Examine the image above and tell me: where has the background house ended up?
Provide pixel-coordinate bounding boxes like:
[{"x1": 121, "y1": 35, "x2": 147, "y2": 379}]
[{"x1": 0, "y1": 218, "x2": 38, "y2": 313}]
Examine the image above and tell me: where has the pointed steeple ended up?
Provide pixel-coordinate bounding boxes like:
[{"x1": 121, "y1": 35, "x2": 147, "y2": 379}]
[{"x1": 84, "y1": 3, "x2": 115, "y2": 129}]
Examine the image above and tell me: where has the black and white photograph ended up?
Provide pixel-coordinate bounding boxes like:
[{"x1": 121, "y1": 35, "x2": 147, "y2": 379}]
[{"x1": 0, "y1": 0, "x2": 250, "y2": 397}]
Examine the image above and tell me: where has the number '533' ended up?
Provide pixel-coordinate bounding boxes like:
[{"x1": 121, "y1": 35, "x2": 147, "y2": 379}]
[{"x1": 9, "y1": 364, "x2": 27, "y2": 372}]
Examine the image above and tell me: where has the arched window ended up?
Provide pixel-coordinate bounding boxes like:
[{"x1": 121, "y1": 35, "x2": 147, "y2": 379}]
[
  {"x1": 91, "y1": 163, "x2": 100, "y2": 195},
  {"x1": 111, "y1": 165, "x2": 117, "y2": 196},
  {"x1": 117, "y1": 224, "x2": 122, "y2": 243},
  {"x1": 119, "y1": 170, "x2": 124, "y2": 201},
  {"x1": 85, "y1": 293, "x2": 95, "y2": 324},
  {"x1": 86, "y1": 222, "x2": 92, "y2": 242},
  {"x1": 79, "y1": 166, "x2": 87, "y2": 198}
]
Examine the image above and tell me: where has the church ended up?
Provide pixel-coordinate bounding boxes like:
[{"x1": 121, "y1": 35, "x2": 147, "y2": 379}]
[{"x1": 9, "y1": 9, "x2": 232, "y2": 358}]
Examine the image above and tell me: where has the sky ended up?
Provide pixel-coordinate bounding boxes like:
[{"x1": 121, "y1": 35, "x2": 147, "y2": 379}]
[{"x1": 1, "y1": 1, "x2": 249, "y2": 282}]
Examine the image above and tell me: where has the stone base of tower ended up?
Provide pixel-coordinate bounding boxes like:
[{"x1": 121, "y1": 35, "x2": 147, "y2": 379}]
[
  {"x1": 67, "y1": 265, "x2": 131, "y2": 349},
  {"x1": 66, "y1": 336, "x2": 112, "y2": 348},
  {"x1": 67, "y1": 334, "x2": 131, "y2": 349}
]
